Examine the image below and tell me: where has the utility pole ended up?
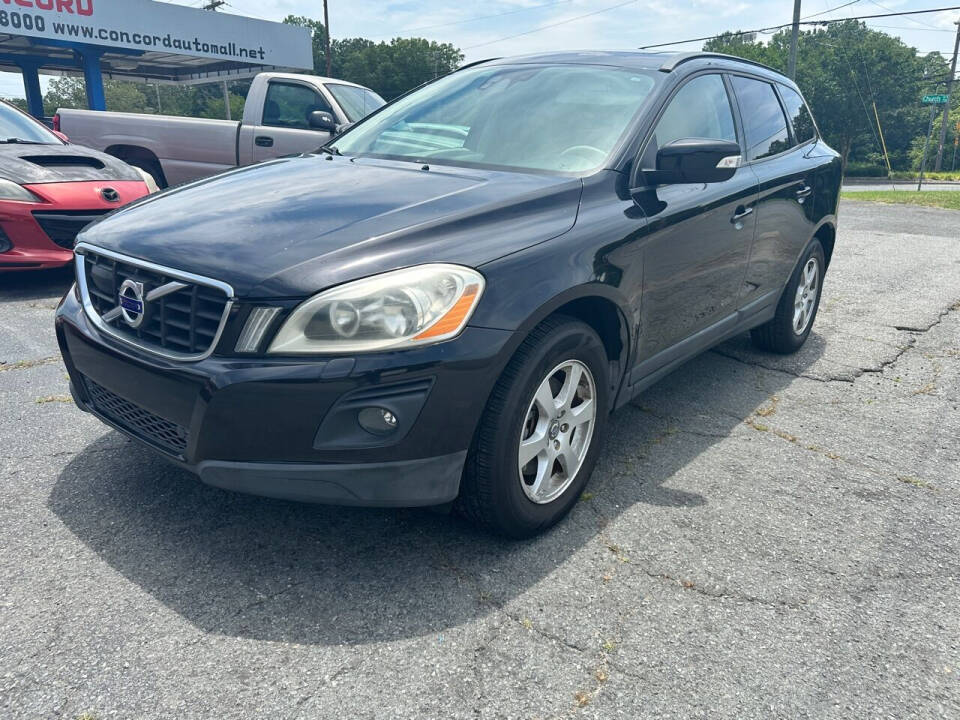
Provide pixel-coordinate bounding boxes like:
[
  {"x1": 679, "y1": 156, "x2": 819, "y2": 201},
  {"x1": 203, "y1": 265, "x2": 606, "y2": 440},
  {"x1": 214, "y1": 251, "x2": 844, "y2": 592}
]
[
  {"x1": 788, "y1": 0, "x2": 802, "y2": 80},
  {"x1": 933, "y1": 18, "x2": 959, "y2": 171},
  {"x1": 323, "y1": 0, "x2": 332, "y2": 77},
  {"x1": 203, "y1": 0, "x2": 230, "y2": 119}
]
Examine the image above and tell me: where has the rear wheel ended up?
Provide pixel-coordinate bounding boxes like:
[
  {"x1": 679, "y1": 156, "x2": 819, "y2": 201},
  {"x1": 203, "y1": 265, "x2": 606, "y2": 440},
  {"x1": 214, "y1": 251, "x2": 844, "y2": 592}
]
[
  {"x1": 456, "y1": 316, "x2": 609, "y2": 538},
  {"x1": 751, "y1": 239, "x2": 825, "y2": 354},
  {"x1": 129, "y1": 158, "x2": 166, "y2": 189}
]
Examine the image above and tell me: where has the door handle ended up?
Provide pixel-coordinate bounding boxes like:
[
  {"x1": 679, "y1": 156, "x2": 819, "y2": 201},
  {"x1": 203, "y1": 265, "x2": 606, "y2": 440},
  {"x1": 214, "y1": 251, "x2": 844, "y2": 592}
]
[
  {"x1": 795, "y1": 185, "x2": 813, "y2": 200},
  {"x1": 255, "y1": 136, "x2": 274, "y2": 148},
  {"x1": 731, "y1": 206, "x2": 754, "y2": 226}
]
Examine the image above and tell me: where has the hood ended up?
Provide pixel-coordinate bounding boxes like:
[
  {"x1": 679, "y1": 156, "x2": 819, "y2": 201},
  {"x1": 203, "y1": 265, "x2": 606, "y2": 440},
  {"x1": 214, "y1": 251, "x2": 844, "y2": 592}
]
[
  {"x1": 78, "y1": 154, "x2": 583, "y2": 298},
  {"x1": 0, "y1": 142, "x2": 142, "y2": 184}
]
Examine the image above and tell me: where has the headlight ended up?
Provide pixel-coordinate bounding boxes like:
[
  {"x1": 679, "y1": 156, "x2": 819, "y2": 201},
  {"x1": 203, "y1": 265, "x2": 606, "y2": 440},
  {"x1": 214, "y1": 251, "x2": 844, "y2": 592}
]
[
  {"x1": 0, "y1": 178, "x2": 41, "y2": 202},
  {"x1": 133, "y1": 167, "x2": 160, "y2": 193},
  {"x1": 268, "y1": 264, "x2": 485, "y2": 354}
]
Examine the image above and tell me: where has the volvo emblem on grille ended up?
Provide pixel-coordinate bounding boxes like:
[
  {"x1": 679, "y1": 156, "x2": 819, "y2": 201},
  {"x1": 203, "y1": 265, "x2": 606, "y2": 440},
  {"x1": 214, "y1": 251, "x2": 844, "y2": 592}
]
[
  {"x1": 118, "y1": 279, "x2": 146, "y2": 328},
  {"x1": 100, "y1": 187, "x2": 121, "y2": 203}
]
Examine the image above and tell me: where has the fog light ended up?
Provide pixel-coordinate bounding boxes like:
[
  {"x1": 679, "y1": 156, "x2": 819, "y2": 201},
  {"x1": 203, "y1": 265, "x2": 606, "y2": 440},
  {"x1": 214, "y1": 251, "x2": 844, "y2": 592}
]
[{"x1": 358, "y1": 407, "x2": 399, "y2": 435}]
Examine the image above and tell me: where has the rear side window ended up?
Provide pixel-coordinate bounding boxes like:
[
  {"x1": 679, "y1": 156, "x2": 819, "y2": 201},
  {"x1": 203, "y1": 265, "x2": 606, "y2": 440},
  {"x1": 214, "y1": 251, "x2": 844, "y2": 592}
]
[
  {"x1": 642, "y1": 74, "x2": 737, "y2": 167},
  {"x1": 778, "y1": 85, "x2": 817, "y2": 144},
  {"x1": 730, "y1": 76, "x2": 792, "y2": 161},
  {"x1": 263, "y1": 82, "x2": 332, "y2": 129}
]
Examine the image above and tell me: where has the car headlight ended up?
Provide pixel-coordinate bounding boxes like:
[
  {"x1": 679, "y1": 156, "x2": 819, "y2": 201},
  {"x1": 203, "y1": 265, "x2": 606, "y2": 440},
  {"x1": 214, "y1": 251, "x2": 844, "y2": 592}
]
[
  {"x1": 0, "y1": 178, "x2": 41, "y2": 202},
  {"x1": 268, "y1": 264, "x2": 485, "y2": 354},
  {"x1": 133, "y1": 167, "x2": 160, "y2": 193}
]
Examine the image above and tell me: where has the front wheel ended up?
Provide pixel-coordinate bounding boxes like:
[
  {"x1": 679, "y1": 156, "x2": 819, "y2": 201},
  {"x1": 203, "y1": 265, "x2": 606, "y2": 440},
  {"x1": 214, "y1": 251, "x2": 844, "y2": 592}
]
[
  {"x1": 751, "y1": 239, "x2": 825, "y2": 354},
  {"x1": 456, "y1": 316, "x2": 609, "y2": 538}
]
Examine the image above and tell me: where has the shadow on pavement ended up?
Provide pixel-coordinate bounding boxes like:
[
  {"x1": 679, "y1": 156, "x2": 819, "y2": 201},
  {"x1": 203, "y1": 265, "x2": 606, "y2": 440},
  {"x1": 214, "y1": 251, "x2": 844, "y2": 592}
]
[
  {"x1": 49, "y1": 332, "x2": 823, "y2": 646},
  {"x1": 0, "y1": 266, "x2": 73, "y2": 302}
]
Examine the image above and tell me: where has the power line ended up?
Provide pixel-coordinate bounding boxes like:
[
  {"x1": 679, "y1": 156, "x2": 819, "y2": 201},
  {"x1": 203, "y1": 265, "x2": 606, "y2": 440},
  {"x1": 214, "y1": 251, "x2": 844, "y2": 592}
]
[
  {"x1": 867, "y1": 23, "x2": 956, "y2": 31},
  {"x1": 394, "y1": 0, "x2": 578, "y2": 34},
  {"x1": 463, "y1": 0, "x2": 641, "y2": 51},
  {"x1": 865, "y1": 0, "x2": 944, "y2": 30},
  {"x1": 638, "y1": 5, "x2": 960, "y2": 50},
  {"x1": 802, "y1": 0, "x2": 862, "y2": 19}
]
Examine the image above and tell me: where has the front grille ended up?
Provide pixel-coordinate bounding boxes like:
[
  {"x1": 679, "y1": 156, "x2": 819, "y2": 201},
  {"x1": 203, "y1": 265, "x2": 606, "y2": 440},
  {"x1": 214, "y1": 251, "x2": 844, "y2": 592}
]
[
  {"x1": 83, "y1": 376, "x2": 188, "y2": 456},
  {"x1": 78, "y1": 247, "x2": 232, "y2": 358},
  {"x1": 33, "y1": 211, "x2": 109, "y2": 249}
]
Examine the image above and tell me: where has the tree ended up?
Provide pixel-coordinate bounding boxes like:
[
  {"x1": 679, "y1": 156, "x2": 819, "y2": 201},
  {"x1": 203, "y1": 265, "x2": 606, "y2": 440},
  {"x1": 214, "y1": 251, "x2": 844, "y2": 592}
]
[
  {"x1": 283, "y1": 15, "x2": 463, "y2": 99},
  {"x1": 706, "y1": 21, "x2": 944, "y2": 172},
  {"x1": 42, "y1": 76, "x2": 151, "y2": 115},
  {"x1": 39, "y1": 75, "x2": 251, "y2": 119}
]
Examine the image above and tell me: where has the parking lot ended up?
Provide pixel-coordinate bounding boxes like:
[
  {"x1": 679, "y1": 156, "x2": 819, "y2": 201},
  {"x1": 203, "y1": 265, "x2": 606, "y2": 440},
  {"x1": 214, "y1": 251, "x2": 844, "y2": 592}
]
[{"x1": 1, "y1": 199, "x2": 959, "y2": 718}]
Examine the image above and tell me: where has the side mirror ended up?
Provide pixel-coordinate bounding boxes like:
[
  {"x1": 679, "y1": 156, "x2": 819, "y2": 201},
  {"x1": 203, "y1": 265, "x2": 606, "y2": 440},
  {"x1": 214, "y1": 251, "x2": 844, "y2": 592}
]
[
  {"x1": 53, "y1": 130, "x2": 69, "y2": 143},
  {"x1": 308, "y1": 110, "x2": 337, "y2": 133},
  {"x1": 648, "y1": 138, "x2": 741, "y2": 185}
]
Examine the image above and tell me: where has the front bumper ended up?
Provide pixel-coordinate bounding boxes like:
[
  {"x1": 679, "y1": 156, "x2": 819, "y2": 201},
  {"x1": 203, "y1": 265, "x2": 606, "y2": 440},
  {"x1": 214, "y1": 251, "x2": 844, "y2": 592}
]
[
  {"x1": 57, "y1": 288, "x2": 513, "y2": 507},
  {"x1": 0, "y1": 181, "x2": 148, "y2": 270}
]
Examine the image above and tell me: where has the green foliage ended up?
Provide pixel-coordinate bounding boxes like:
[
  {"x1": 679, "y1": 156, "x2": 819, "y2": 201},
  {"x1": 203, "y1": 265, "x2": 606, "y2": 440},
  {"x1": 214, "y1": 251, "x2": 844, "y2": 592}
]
[
  {"x1": 888, "y1": 170, "x2": 960, "y2": 181},
  {"x1": 39, "y1": 76, "x2": 251, "y2": 119},
  {"x1": 705, "y1": 21, "x2": 954, "y2": 173},
  {"x1": 841, "y1": 190, "x2": 960, "y2": 210},
  {"x1": 845, "y1": 161, "x2": 889, "y2": 177},
  {"x1": 283, "y1": 15, "x2": 463, "y2": 99}
]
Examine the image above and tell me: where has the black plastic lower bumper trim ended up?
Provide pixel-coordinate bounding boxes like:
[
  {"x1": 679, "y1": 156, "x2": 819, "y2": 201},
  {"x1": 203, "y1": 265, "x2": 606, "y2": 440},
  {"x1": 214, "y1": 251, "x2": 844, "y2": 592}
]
[{"x1": 195, "y1": 451, "x2": 467, "y2": 507}]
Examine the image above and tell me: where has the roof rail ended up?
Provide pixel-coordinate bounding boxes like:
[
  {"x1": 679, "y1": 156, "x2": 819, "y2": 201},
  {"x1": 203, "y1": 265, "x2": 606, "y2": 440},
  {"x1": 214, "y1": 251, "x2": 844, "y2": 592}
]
[
  {"x1": 457, "y1": 57, "x2": 501, "y2": 72},
  {"x1": 659, "y1": 52, "x2": 780, "y2": 75}
]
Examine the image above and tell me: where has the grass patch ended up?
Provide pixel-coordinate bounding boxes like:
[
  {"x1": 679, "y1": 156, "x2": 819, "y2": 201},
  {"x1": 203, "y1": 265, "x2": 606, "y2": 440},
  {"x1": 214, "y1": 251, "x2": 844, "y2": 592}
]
[{"x1": 841, "y1": 190, "x2": 960, "y2": 211}]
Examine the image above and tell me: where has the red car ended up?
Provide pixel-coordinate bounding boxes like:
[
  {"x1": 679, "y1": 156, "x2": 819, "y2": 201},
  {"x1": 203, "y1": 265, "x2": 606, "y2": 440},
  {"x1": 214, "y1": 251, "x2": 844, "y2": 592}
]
[{"x1": 0, "y1": 100, "x2": 155, "y2": 271}]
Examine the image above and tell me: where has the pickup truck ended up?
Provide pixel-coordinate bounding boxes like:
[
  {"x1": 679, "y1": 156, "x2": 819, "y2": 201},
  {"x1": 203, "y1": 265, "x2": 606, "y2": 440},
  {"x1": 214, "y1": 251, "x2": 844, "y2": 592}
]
[{"x1": 54, "y1": 72, "x2": 385, "y2": 188}]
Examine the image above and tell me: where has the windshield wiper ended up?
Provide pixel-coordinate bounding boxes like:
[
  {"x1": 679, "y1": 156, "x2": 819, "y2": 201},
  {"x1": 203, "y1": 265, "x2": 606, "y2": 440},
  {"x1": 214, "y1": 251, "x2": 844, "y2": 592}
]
[
  {"x1": 0, "y1": 138, "x2": 45, "y2": 144},
  {"x1": 317, "y1": 144, "x2": 341, "y2": 156}
]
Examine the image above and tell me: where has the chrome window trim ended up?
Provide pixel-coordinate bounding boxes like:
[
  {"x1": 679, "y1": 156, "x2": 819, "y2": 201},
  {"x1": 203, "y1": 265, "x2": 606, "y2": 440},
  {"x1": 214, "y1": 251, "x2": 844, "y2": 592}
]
[{"x1": 74, "y1": 241, "x2": 235, "y2": 363}]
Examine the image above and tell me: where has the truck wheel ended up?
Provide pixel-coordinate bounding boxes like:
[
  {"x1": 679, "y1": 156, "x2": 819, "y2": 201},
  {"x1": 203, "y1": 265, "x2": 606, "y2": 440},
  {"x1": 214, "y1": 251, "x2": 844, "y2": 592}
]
[
  {"x1": 128, "y1": 158, "x2": 167, "y2": 189},
  {"x1": 456, "y1": 316, "x2": 609, "y2": 538},
  {"x1": 751, "y1": 238, "x2": 826, "y2": 354}
]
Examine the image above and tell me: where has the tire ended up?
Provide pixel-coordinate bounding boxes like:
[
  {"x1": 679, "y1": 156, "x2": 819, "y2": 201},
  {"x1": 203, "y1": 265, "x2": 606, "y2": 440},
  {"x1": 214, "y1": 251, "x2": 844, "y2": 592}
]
[
  {"x1": 456, "y1": 315, "x2": 609, "y2": 538},
  {"x1": 124, "y1": 156, "x2": 167, "y2": 189},
  {"x1": 751, "y1": 238, "x2": 826, "y2": 354}
]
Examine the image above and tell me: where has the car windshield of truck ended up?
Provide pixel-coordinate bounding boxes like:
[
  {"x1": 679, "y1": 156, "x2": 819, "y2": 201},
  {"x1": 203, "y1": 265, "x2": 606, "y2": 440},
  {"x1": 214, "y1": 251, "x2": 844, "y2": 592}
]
[
  {"x1": 326, "y1": 84, "x2": 386, "y2": 123},
  {"x1": 0, "y1": 103, "x2": 59, "y2": 145},
  {"x1": 331, "y1": 64, "x2": 659, "y2": 174}
]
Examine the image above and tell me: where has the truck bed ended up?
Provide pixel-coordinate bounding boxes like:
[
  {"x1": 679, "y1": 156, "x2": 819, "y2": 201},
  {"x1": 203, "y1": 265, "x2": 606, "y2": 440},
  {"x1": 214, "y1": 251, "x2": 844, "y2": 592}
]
[{"x1": 57, "y1": 109, "x2": 241, "y2": 186}]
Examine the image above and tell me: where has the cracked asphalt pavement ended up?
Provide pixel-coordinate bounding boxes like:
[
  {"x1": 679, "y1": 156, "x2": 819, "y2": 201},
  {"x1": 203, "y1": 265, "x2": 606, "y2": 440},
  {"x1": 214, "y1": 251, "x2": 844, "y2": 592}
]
[{"x1": 2, "y1": 201, "x2": 959, "y2": 719}]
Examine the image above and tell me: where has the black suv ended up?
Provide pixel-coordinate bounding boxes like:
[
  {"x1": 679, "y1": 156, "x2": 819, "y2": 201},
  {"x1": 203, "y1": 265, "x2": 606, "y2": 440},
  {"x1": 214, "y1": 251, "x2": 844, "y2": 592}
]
[{"x1": 56, "y1": 51, "x2": 842, "y2": 537}]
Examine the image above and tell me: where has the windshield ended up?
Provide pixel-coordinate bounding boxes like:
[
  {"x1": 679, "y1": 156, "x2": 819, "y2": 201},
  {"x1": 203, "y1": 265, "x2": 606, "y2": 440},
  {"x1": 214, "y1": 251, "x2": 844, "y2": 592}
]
[
  {"x1": 326, "y1": 84, "x2": 386, "y2": 123},
  {"x1": 0, "y1": 102, "x2": 59, "y2": 144},
  {"x1": 332, "y1": 64, "x2": 659, "y2": 174}
]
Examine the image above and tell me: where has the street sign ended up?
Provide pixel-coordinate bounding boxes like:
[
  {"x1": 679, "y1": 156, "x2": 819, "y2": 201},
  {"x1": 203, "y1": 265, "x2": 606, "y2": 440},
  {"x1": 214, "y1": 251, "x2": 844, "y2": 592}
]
[{"x1": 922, "y1": 94, "x2": 950, "y2": 105}]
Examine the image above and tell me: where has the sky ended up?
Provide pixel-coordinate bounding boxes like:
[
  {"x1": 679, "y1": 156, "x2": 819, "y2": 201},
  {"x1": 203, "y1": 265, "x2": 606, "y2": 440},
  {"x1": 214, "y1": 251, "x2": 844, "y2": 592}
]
[{"x1": 0, "y1": 0, "x2": 957, "y2": 100}]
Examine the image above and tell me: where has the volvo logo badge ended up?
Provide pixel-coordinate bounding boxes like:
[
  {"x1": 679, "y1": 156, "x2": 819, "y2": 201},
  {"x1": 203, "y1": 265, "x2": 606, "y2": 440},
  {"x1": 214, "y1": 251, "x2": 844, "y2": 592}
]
[
  {"x1": 100, "y1": 187, "x2": 121, "y2": 203},
  {"x1": 118, "y1": 279, "x2": 146, "y2": 328}
]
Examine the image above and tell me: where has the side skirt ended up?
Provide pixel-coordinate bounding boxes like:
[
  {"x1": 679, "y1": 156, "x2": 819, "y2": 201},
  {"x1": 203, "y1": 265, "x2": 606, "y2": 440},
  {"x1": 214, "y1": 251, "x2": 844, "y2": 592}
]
[{"x1": 617, "y1": 289, "x2": 779, "y2": 407}]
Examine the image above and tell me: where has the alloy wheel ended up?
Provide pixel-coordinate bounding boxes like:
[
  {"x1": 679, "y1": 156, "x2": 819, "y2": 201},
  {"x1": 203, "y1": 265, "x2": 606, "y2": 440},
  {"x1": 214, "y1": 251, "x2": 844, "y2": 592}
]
[
  {"x1": 518, "y1": 359, "x2": 597, "y2": 505},
  {"x1": 793, "y1": 257, "x2": 819, "y2": 335}
]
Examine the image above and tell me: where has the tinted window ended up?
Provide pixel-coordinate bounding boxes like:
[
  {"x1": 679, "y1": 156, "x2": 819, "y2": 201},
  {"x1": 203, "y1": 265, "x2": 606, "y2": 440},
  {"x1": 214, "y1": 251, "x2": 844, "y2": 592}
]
[
  {"x1": 779, "y1": 85, "x2": 816, "y2": 144},
  {"x1": 644, "y1": 74, "x2": 737, "y2": 165},
  {"x1": 326, "y1": 84, "x2": 385, "y2": 123},
  {"x1": 333, "y1": 65, "x2": 659, "y2": 174},
  {"x1": 731, "y1": 76, "x2": 792, "y2": 160},
  {"x1": 263, "y1": 82, "x2": 332, "y2": 129}
]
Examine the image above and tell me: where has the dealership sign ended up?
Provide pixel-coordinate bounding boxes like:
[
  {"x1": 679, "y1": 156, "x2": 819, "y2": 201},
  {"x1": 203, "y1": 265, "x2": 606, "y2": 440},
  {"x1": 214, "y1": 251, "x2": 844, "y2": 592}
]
[{"x1": 0, "y1": 0, "x2": 313, "y2": 69}]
